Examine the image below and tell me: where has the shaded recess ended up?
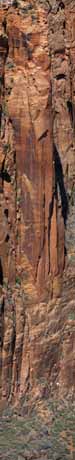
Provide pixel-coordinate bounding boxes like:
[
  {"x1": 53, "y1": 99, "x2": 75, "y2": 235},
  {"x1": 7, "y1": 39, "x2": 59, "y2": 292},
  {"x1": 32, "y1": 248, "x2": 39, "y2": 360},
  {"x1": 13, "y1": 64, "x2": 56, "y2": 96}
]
[
  {"x1": 56, "y1": 74, "x2": 66, "y2": 80},
  {"x1": 0, "y1": 259, "x2": 3, "y2": 286},
  {"x1": 67, "y1": 100, "x2": 73, "y2": 126},
  {"x1": 54, "y1": 144, "x2": 69, "y2": 225}
]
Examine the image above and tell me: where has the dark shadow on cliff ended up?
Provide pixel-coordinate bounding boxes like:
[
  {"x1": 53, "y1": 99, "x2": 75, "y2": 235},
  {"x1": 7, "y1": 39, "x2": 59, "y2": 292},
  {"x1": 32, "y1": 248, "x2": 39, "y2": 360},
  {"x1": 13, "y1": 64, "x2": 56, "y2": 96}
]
[
  {"x1": 48, "y1": 144, "x2": 69, "y2": 273},
  {"x1": 54, "y1": 144, "x2": 69, "y2": 226},
  {"x1": 48, "y1": 194, "x2": 55, "y2": 273},
  {"x1": 0, "y1": 258, "x2": 3, "y2": 286}
]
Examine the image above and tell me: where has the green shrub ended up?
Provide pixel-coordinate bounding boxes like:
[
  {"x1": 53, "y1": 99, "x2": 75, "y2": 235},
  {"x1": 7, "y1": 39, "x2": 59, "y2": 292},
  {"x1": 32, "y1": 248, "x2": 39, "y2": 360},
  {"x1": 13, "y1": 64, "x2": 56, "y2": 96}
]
[{"x1": 15, "y1": 275, "x2": 21, "y2": 286}]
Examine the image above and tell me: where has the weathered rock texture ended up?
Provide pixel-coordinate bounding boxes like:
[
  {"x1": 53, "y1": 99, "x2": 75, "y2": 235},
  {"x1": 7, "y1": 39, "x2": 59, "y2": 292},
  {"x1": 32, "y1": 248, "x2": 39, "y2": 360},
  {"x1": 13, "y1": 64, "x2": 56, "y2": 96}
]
[{"x1": 0, "y1": 0, "x2": 75, "y2": 404}]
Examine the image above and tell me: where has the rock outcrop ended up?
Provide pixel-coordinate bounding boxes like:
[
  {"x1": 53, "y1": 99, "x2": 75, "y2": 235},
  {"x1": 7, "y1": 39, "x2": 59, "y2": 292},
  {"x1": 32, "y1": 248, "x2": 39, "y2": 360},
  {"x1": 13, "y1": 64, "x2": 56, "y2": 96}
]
[{"x1": 0, "y1": 0, "x2": 75, "y2": 404}]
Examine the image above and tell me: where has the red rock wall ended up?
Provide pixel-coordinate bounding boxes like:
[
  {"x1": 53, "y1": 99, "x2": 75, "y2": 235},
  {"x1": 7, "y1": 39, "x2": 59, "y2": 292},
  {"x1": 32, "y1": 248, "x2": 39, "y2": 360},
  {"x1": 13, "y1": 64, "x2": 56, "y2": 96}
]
[{"x1": 0, "y1": 0, "x2": 75, "y2": 403}]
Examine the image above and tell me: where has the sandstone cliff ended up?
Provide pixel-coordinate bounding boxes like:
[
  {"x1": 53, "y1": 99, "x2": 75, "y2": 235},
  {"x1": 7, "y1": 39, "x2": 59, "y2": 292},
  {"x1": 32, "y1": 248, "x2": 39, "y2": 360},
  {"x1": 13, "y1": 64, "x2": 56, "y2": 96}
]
[{"x1": 0, "y1": 0, "x2": 75, "y2": 404}]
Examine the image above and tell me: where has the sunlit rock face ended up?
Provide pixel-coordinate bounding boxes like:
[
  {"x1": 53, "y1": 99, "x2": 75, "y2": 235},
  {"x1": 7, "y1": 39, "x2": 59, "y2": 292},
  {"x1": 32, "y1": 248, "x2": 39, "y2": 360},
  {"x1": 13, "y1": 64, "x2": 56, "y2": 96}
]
[{"x1": 0, "y1": 0, "x2": 75, "y2": 404}]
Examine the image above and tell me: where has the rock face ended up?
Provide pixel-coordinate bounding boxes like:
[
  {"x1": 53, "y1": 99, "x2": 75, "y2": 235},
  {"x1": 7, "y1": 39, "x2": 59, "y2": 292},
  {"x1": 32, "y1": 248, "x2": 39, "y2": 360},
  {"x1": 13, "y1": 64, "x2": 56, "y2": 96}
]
[{"x1": 0, "y1": 0, "x2": 75, "y2": 404}]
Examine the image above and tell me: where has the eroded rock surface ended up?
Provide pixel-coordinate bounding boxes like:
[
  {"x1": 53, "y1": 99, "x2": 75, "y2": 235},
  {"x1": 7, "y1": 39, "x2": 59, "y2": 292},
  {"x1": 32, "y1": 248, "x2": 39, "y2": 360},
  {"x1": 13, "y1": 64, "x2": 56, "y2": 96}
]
[{"x1": 0, "y1": 0, "x2": 75, "y2": 404}]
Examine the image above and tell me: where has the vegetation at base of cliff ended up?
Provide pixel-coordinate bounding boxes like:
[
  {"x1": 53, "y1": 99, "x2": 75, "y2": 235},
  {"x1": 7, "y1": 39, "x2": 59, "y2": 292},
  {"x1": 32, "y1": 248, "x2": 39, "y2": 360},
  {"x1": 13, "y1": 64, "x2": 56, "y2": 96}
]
[{"x1": 0, "y1": 399, "x2": 75, "y2": 460}]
